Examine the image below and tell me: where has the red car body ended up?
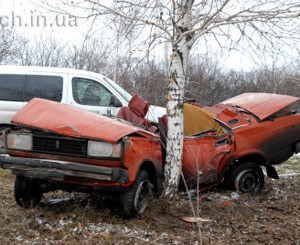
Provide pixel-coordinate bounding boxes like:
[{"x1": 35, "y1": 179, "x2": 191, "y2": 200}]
[
  {"x1": 1, "y1": 93, "x2": 299, "y2": 217},
  {"x1": 2, "y1": 98, "x2": 163, "y2": 190},
  {"x1": 182, "y1": 93, "x2": 300, "y2": 188}
]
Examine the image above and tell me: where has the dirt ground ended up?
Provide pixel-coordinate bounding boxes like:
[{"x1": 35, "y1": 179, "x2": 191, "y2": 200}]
[{"x1": 0, "y1": 154, "x2": 299, "y2": 244}]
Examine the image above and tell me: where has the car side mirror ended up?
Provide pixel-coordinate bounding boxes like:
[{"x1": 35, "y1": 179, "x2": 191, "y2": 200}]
[{"x1": 110, "y1": 95, "x2": 123, "y2": 107}]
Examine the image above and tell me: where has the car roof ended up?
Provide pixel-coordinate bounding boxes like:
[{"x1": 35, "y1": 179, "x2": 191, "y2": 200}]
[{"x1": 220, "y1": 92, "x2": 300, "y2": 120}]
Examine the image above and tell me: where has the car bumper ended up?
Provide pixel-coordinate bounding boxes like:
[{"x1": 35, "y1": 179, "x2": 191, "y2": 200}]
[{"x1": 0, "y1": 155, "x2": 128, "y2": 183}]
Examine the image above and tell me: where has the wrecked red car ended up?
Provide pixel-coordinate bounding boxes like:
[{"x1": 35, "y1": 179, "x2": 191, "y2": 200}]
[
  {"x1": 181, "y1": 93, "x2": 300, "y2": 193},
  {"x1": 1, "y1": 95, "x2": 164, "y2": 218},
  {"x1": 0, "y1": 93, "x2": 299, "y2": 218}
]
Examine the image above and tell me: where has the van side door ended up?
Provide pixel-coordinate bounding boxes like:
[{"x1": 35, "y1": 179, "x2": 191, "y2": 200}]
[
  {"x1": 67, "y1": 75, "x2": 124, "y2": 116},
  {"x1": 24, "y1": 74, "x2": 65, "y2": 104}
]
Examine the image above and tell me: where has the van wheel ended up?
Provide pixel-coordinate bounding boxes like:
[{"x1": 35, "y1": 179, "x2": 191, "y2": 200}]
[
  {"x1": 226, "y1": 162, "x2": 264, "y2": 194},
  {"x1": 14, "y1": 176, "x2": 43, "y2": 208},
  {"x1": 0, "y1": 126, "x2": 7, "y2": 154},
  {"x1": 119, "y1": 170, "x2": 150, "y2": 219}
]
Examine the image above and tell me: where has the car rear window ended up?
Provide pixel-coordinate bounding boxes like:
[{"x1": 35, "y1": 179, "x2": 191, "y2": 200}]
[
  {"x1": 0, "y1": 74, "x2": 25, "y2": 101},
  {"x1": 25, "y1": 75, "x2": 63, "y2": 102}
]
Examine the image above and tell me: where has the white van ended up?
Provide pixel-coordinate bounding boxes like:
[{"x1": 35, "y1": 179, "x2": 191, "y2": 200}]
[{"x1": 0, "y1": 66, "x2": 166, "y2": 150}]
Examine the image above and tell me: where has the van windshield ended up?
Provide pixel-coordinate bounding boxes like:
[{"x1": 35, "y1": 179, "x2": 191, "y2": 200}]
[{"x1": 103, "y1": 77, "x2": 132, "y2": 102}]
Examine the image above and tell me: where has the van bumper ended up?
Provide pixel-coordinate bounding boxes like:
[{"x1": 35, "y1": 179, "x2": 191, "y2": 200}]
[{"x1": 0, "y1": 155, "x2": 128, "y2": 183}]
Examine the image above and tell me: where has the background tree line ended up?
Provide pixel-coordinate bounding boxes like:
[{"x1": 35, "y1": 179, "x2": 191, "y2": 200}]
[{"x1": 1, "y1": 25, "x2": 299, "y2": 108}]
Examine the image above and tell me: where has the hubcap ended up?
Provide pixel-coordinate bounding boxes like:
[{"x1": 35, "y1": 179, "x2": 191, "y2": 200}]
[
  {"x1": 235, "y1": 169, "x2": 261, "y2": 193},
  {"x1": 134, "y1": 180, "x2": 149, "y2": 214}
]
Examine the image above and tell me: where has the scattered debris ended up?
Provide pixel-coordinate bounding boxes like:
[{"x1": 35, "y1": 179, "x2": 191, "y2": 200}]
[
  {"x1": 181, "y1": 217, "x2": 213, "y2": 223},
  {"x1": 0, "y1": 154, "x2": 299, "y2": 244},
  {"x1": 221, "y1": 201, "x2": 234, "y2": 206}
]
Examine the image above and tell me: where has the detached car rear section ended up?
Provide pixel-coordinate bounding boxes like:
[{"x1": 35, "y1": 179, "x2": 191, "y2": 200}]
[
  {"x1": 171, "y1": 93, "x2": 300, "y2": 193},
  {"x1": 0, "y1": 98, "x2": 163, "y2": 218}
]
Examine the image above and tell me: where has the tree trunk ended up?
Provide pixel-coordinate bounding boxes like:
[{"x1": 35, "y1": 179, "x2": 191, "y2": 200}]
[
  {"x1": 114, "y1": 30, "x2": 120, "y2": 83},
  {"x1": 163, "y1": 0, "x2": 194, "y2": 198}
]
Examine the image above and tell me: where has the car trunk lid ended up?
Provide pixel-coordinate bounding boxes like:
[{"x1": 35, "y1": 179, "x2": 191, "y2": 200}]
[{"x1": 220, "y1": 93, "x2": 299, "y2": 120}]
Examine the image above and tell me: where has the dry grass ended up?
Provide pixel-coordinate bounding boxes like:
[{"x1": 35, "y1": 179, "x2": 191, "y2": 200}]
[{"x1": 0, "y1": 155, "x2": 299, "y2": 244}]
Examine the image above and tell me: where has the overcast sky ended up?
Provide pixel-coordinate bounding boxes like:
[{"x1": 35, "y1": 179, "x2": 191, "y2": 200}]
[
  {"x1": 0, "y1": 0, "x2": 298, "y2": 71},
  {"x1": 0, "y1": 0, "x2": 89, "y2": 42}
]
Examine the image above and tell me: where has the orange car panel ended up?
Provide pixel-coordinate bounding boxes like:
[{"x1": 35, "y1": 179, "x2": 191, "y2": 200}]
[
  {"x1": 230, "y1": 113, "x2": 300, "y2": 165},
  {"x1": 11, "y1": 98, "x2": 155, "y2": 144},
  {"x1": 221, "y1": 93, "x2": 299, "y2": 120},
  {"x1": 123, "y1": 137, "x2": 163, "y2": 183},
  {"x1": 183, "y1": 135, "x2": 233, "y2": 185}
]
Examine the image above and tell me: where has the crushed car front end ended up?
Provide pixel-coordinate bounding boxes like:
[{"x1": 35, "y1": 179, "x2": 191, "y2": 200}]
[
  {"x1": 1, "y1": 127, "x2": 129, "y2": 186},
  {"x1": 0, "y1": 98, "x2": 163, "y2": 218}
]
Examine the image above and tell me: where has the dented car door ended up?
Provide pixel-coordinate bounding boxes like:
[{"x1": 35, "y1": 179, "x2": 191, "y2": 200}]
[{"x1": 182, "y1": 133, "x2": 234, "y2": 185}]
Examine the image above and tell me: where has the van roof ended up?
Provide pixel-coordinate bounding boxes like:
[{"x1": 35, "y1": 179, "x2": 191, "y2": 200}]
[{"x1": 0, "y1": 65, "x2": 106, "y2": 78}]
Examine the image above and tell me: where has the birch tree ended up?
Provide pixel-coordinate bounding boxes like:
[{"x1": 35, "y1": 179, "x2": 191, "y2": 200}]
[{"x1": 42, "y1": 0, "x2": 300, "y2": 198}]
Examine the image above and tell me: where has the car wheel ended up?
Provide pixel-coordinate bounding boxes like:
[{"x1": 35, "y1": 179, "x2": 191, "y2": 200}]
[
  {"x1": 119, "y1": 170, "x2": 150, "y2": 219},
  {"x1": 226, "y1": 162, "x2": 264, "y2": 194},
  {"x1": 14, "y1": 176, "x2": 43, "y2": 208}
]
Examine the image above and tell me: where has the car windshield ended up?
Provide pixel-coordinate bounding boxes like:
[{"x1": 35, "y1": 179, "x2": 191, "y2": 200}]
[{"x1": 103, "y1": 77, "x2": 132, "y2": 102}]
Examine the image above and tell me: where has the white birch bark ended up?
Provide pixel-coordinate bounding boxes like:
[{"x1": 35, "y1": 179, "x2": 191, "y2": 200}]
[
  {"x1": 114, "y1": 30, "x2": 120, "y2": 83},
  {"x1": 163, "y1": 0, "x2": 195, "y2": 198}
]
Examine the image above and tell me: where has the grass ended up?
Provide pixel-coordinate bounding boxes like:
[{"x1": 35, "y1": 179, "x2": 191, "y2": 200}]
[{"x1": 0, "y1": 155, "x2": 299, "y2": 244}]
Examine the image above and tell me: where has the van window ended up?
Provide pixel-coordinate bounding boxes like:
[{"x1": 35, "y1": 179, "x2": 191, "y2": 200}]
[
  {"x1": 25, "y1": 75, "x2": 63, "y2": 102},
  {"x1": 0, "y1": 74, "x2": 25, "y2": 101},
  {"x1": 72, "y1": 77, "x2": 118, "y2": 106}
]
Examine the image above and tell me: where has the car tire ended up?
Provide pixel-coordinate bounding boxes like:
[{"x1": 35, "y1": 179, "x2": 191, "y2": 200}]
[
  {"x1": 119, "y1": 170, "x2": 150, "y2": 219},
  {"x1": 226, "y1": 162, "x2": 264, "y2": 194},
  {"x1": 14, "y1": 176, "x2": 43, "y2": 208}
]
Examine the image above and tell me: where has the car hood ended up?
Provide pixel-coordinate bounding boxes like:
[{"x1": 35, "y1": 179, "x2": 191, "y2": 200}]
[
  {"x1": 11, "y1": 98, "x2": 156, "y2": 143},
  {"x1": 220, "y1": 93, "x2": 299, "y2": 120}
]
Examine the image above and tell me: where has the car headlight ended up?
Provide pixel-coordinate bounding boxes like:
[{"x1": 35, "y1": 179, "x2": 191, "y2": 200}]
[
  {"x1": 6, "y1": 132, "x2": 33, "y2": 151},
  {"x1": 88, "y1": 141, "x2": 122, "y2": 158}
]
